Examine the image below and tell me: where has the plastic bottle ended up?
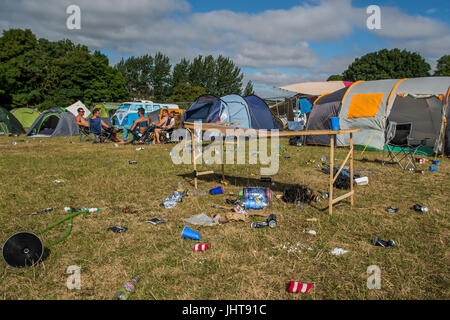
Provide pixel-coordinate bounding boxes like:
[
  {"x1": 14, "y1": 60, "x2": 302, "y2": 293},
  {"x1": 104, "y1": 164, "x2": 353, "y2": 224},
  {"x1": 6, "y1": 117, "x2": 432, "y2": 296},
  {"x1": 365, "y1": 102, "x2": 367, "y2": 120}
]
[{"x1": 114, "y1": 275, "x2": 140, "y2": 300}]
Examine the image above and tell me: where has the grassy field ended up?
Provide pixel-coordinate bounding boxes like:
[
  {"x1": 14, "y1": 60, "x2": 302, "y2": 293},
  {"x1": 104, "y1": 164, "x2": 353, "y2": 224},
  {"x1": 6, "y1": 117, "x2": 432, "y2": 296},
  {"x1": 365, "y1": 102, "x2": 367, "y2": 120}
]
[{"x1": 0, "y1": 134, "x2": 448, "y2": 300}]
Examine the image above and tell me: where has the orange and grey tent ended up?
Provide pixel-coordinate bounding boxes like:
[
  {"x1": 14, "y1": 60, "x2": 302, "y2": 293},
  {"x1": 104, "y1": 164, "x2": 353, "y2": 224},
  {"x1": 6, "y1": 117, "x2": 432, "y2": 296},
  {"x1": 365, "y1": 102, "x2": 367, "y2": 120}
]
[{"x1": 304, "y1": 77, "x2": 450, "y2": 156}]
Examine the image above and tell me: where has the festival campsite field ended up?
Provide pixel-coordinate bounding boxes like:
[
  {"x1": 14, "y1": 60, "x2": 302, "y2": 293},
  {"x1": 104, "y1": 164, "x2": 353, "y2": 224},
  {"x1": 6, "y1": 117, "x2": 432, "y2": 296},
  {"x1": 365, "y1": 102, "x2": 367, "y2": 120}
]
[{"x1": 0, "y1": 135, "x2": 448, "y2": 300}]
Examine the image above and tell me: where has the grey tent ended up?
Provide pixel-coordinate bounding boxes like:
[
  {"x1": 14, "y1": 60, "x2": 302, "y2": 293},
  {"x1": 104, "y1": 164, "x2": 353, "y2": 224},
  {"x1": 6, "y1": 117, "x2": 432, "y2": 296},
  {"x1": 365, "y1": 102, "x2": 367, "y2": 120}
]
[
  {"x1": 304, "y1": 86, "x2": 351, "y2": 145},
  {"x1": 27, "y1": 107, "x2": 79, "y2": 137},
  {"x1": 0, "y1": 106, "x2": 26, "y2": 135},
  {"x1": 304, "y1": 77, "x2": 450, "y2": 156}
]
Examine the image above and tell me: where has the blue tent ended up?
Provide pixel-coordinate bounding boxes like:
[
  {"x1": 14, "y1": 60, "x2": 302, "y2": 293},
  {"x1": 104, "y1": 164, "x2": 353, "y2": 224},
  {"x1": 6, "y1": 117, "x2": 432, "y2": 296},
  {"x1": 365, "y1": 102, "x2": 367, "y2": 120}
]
[
  {"x1": 181, "y1": 95, "x2": 223, "y2": 124},
  {"x1": 244, "y1": 95, "x2": 280, "y2": 130},
  {"x1": 181, "y1": 94, "x2": 279, "y2": 130}
]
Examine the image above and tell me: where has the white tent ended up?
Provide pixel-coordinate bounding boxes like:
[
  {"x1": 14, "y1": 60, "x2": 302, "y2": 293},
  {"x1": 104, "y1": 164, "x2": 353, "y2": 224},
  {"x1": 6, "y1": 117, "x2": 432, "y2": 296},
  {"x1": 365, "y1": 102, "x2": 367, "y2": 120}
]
[{"x1": 66, "y1": 101, "x2": 90, "y2": 118}]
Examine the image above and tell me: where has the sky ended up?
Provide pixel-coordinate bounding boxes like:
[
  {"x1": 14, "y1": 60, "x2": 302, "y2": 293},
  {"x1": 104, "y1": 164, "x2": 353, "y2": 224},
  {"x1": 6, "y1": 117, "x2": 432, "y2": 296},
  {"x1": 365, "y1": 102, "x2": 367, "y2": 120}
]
[{"x1": 0, "y1": 0, "x2": 449, "y2": 98}]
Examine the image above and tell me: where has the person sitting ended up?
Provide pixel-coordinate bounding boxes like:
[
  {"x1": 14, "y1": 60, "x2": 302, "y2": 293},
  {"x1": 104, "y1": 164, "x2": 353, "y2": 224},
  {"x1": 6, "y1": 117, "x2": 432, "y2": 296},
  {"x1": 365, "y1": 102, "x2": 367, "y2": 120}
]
[
  {"x1": 154, "y1": 109, "x2": 175, "y2": 144},
  {"x1": 130, "y1": 108, "x2": 152, "y2": 144},
  {"x1": 90, "y1": 108, "x2": 123, "y2": 143},
  {"x1": 75, "y1": 108, "x2": 90, "y2": 129}
]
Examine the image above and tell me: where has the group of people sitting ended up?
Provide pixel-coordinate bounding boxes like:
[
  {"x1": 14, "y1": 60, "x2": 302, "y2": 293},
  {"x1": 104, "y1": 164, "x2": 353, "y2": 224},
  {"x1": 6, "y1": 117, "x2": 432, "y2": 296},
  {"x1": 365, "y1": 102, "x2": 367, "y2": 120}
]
[{"x1": 76, "y1": 107, "x2": 181, "y2": 144}]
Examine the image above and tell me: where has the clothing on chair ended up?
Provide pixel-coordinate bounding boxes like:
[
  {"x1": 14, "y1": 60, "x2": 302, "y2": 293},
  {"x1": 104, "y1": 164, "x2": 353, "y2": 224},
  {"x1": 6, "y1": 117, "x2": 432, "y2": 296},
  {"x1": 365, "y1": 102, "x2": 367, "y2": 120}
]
[{"x1": 89, "y1": 118, "x2": 102, "y2": 134}]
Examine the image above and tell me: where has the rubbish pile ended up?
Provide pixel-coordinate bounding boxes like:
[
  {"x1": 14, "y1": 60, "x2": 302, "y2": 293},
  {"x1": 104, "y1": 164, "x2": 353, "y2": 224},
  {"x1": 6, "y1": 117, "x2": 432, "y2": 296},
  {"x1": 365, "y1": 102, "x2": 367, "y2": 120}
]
[
  {"x1": 321, "y1": 164, "x2": 361, "y2": 189},
  {"x1": 161, "y1": 189, "x2": 189, "y2": 208},
  {"x1": 282, "y1": 184, "x2": 322, "y2": 205}
]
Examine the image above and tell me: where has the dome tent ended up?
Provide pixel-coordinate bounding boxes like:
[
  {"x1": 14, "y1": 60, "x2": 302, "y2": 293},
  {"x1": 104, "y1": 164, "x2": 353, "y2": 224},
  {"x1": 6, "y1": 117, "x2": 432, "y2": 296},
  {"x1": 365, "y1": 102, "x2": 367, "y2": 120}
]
[
  {"x1": 181, "y1": 94, "x2": 280, "y2": 130},
  {"x1": 0, "y1": 106, "x2": 26, "y2": 135},
  {"x1": 10, "y1": 108, "x2": 40, "y2": 128},
  {"x1": 26, "y1": 107, "x2": 79, "y2": 137}
]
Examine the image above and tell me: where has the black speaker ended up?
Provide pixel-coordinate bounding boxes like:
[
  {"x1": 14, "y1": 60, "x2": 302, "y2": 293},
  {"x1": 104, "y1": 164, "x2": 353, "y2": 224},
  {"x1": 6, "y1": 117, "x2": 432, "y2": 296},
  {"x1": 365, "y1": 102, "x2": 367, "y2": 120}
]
[{"x1": 2, "y1": 232, "x2": 44, "y2": 268}]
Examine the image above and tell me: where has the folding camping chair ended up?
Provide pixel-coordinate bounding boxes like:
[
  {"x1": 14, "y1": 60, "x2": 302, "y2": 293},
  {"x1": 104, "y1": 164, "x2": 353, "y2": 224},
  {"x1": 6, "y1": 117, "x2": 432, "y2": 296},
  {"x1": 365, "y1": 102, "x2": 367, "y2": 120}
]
[
  {"x1": 79, "y1": 125, "x2": 91, "y2": 142},
  {"x1": 89, "y1": 118, "x2": 113, "y2": 143},
  {"x1": 132, "y1": 126, "x2": 152, "y2": 145},
  {"x1": 382, "y1": 121, "x2": 426, "y2": 170}
]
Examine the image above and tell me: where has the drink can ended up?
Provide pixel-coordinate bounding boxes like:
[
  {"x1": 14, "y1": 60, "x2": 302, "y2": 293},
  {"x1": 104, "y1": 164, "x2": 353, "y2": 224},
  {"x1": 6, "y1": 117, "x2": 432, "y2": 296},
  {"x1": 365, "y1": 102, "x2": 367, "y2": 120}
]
[
  {"x1": 416, "y1": 158, "x2": 426, "y2": 164},
  {"x1": 267, "y1": 214, "x2": 277, "y2": 228},
  {"x1": 413, "y1": 204, "x2": 428, "y2": 212},
  {"x1": 129, "y1": 161, "x2": 138, "y2": 165},
  {"x1": 250, "y1": 221, "x2": 268, "y2": 228}
]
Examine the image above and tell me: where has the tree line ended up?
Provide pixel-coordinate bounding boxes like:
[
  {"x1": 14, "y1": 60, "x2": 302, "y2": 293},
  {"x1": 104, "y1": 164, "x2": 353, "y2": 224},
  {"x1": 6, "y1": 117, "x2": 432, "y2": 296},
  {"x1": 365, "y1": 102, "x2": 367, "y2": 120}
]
[
  {"x1": 0, "y1": 29, "x2": 254, "y2": 111},
  {"x1": 115, "y1": 54, "x2": 255, "y2": 107},
  {"x1": 327, "y1": 49, "x2": 450, "y2": 82}
]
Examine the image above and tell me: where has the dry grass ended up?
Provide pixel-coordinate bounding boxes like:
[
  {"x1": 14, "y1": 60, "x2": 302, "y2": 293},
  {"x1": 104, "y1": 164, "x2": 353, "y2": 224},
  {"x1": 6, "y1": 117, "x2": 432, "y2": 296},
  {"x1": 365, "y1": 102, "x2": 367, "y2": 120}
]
[{"x1": 0, "y1": 135, "x2": 449, "y2": 300}]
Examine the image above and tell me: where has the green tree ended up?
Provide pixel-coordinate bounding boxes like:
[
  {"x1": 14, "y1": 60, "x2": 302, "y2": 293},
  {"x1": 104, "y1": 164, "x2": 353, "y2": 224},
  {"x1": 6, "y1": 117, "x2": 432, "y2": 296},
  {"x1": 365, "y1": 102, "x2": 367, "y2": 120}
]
[
  {"x1": 243, "y1": 80, "x2": 255, "y2": 96},
  {"x1": 0, "y1": 29, "x2": 38, "y2": 108},
  {"x1": 115, "y1": 54, "x2": 153, "y2": 99},
  {"x1": 342, "y1": 48, "x2": 431, "y2": 82},
  {"x1": 434, "y1": 55, "x2": 450, "y2": 76},
  {"x1": 0, "y1": 28, "x2": 129, "y2": 110},
  {"x1": 168, "y1": 82, "x2": 206, "y2": 108},
  {"x1": 214, "y1": 55, "x2": 243, "y2": 96},
  {"x1": 171, "y1": 58, "x2": 190, "y2": 88},
  {"x1": 327, "y1": 74, "x2": 344, "y2": 81},
  {"x1": 150, "y1": 52, "x2": 171, "y2": 101}
]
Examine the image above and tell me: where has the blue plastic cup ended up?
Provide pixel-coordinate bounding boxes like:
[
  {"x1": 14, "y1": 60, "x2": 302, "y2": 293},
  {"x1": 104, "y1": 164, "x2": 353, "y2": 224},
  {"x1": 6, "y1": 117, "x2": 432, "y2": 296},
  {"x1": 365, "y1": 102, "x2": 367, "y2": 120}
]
[
  {"x1": 209, "y1": 186, "x2": 224, "y2": 195},
  {"x1": 330, "y1": 117, "x2": 340, "y2": 131},
  {"x1": 181, "y1": 226, "x2": 201, "y2": 240},
  {"x1": 429, "y1": 166, "x2": 437, "y2": 171}
]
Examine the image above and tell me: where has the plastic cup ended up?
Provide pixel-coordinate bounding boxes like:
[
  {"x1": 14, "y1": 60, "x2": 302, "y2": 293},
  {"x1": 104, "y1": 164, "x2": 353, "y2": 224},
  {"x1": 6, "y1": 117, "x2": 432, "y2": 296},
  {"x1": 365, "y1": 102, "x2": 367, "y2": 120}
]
[
  {"x1": 181, "y1": 226, "x2": 201, "y2": 240},
  {"x1": 209, "y1": 186, "x2": 224, "y2": 195},
  {"x1": 330, "y1": 117, "x2": 340, "y2": 131}
]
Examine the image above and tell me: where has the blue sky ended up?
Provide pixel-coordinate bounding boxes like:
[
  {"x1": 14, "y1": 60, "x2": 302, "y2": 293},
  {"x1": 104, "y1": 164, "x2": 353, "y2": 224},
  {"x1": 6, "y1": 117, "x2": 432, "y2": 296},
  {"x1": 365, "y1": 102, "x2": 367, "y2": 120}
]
[{"x1": 0, "y1": 0, "x2": 449, "y2": 98}]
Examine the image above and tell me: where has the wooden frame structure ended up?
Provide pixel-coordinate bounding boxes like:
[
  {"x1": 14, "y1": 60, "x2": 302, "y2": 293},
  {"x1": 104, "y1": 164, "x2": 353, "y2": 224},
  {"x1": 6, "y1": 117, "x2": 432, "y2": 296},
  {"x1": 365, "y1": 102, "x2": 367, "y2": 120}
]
[{"x1": 184, "y1": 122, "x2": 360, "y2": 214}]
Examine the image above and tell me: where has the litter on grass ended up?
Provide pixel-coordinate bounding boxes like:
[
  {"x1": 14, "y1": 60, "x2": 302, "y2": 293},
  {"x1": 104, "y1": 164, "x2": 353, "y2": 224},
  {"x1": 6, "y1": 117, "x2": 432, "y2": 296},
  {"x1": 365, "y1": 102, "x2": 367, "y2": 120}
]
[{"x1": 330, "y1": 248, "x2": 348, "y2": 256}]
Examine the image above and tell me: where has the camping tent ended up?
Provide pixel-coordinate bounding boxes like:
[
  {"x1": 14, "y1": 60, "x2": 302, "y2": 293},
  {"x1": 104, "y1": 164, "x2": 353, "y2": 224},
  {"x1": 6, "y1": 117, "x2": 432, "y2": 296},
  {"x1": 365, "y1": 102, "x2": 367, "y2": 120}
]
[
  {"x1": 181, "y1": 95, "x2": 223, "y2": 124},
  {"x1": 181, "y1": 94, "x2": 280, "y2": 130},
  {"x1": 304, "y1": 86, "x2": 352, "y2": 145},
  {"x1": 66, "y1": 101, "x2": 91, "y2": 118},
  {"x1": 10, "y1": 108, "x2": 40, "y2": 128},
  {"x1": 0, "y1": 107, "x2": 25, "y2": 135},
  {"x1": 92, "y1": 103, "x2": 120, "y2": 119},
  {"x1": 278, "y1": 81, "x2": 353, "y2": 95},
  {"x1": 303, "y1": 77, "x2": 450, "y2": 156},
  {"x1": 244, "y1": 95, "x2": 280, "y2": 130},
  {"x1": 26, "y1": 107, "x2": 79, "y2": 137}
]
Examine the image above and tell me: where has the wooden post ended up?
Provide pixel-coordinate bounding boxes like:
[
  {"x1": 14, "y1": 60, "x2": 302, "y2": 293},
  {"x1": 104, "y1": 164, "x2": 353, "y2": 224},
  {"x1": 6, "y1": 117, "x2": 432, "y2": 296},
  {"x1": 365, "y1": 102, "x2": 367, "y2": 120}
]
[
  {"x1": 220, "y1": 133, "x2": 225, "y2": 181},
  {"x1": 329, "y1": 133, "x2": 334, "y2": 215},
  {"x1": 191, "y1": 129, "x2": 197, "y2": 189},
  {"x1": 350, "y1": 133, "x2": 354, "y2": 206}
]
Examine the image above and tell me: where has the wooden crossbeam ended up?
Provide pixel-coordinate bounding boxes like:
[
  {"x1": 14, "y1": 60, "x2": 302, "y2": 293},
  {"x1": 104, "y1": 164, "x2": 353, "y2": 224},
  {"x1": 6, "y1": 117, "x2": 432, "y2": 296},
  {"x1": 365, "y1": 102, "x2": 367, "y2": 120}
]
[
  {"x1": 332, "y1": 191, "x2": 354, "y2": 205},
  {"x1": 332, "y1": 147, "x2": 353, "y2": 184}
]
